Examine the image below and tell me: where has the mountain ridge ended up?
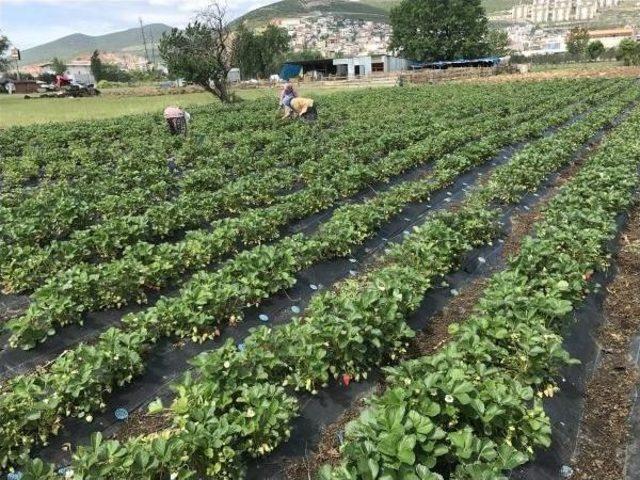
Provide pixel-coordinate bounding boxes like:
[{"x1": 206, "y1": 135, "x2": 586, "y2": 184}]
[{"x1": 20, "y1": 24, "x2": 173, "y2": 66}]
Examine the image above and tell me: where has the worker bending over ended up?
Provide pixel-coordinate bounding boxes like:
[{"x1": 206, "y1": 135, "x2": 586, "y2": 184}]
[
  {"x1": 279, "y1": 83, "x2": 316, "y2": 121},
  {"x1": 164, "y1": 106, "x2": 191, "y2": 135}
]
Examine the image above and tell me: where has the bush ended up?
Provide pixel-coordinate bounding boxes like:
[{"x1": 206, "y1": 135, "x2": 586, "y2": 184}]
[
  {"x1": 617, "y1": 39, "x2": 640, "y2": 66},
  {"x1": 96, "y1": 80, "x2": 130, "y2": 89}
]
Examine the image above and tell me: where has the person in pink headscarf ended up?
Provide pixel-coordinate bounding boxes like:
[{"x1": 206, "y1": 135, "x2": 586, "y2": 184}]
[
  {"x1": 163, "y1": 106, "x2": 191, "y2": 135},
  {"x1": 279, "y1": 82, "x2": 298, "y2": 117}
]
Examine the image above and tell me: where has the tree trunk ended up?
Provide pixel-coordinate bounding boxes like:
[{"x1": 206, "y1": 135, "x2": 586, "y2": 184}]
[{"x1": 203, "y1": 80, "x2": 230, "y2": 103}]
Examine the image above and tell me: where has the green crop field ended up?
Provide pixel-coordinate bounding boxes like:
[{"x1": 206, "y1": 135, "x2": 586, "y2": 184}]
[{"x1": 1, "y1": 78, "x2": 640, "y2": 479}]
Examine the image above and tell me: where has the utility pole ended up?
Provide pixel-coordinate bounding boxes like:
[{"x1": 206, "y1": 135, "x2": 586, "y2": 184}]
[
  {"x1": 10, "y1": 47, "x2": 21, "y2": 80},
  {"x1": 148, "y1": 29, "x2": 157, "y2": 68},
  {"x1": 139, "y1": 17, "x2": 151, "y2": 68}
]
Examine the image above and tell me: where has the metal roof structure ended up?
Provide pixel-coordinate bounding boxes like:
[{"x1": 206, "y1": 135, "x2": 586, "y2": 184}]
[{"x1": 411, "y1": 57, "x2": 502, "y2": 70}]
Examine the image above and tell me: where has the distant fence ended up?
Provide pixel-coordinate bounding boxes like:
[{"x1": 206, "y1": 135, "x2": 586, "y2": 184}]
[
  {"x1": 231, "y1": 65, "x2": 505, "y2": 90},
  {"x1": 407, "y1": 66, "x2": 502, "y2": 84}
]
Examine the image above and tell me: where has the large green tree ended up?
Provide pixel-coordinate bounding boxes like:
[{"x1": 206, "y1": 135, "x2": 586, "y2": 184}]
[
  {"x1": 566, "y1": 27, "x2": 590, "y2": 57},
  {"x1": 390, "y1": 0, "x2": 490, "y2": 62},
  {"x1": 159, "y1": 3, "x2": 232, "y2": 102},
  {"x1": 286, "y1": 49, "x2": 324, "y2": 62},
  {"x1": 586, "y1": 40, "x2": 605, "y2": 61},
  {"x1": 486, "y1": 28, "x2": 510, "y2": 56},
  {"x1": 232, "y1": 23, "x2": 262, "y2": 79},
  {"x1": 232, "y1": 23, "x2": 289, "y2": 79},
  {"x1": 260, "y1": 24, "x2": 290, "y2": 76}
]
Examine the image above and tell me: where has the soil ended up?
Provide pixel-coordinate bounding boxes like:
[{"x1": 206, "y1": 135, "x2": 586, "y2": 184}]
[
  {"x1": 280, "y1": 122, "x2": 604, "y2": 480},
  {"x1": 112, "y1": 409, "x2": 172, "y2": 442},
  {"x1": 0, "y1": 295, "x2": 29, "y2": 324},
  {"x1": 571, "y1": 201, "x2": 640, "y2": 480},
  {"x1": 283, "y1": 388, "x2": 381, "y2": 480},
  {"x1": 459, "y1": 66, "x2": 640, "y2": 85}
]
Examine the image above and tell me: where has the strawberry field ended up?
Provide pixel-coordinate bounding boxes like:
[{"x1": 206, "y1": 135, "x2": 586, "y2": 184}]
[{"x1": 1, "y1": 79, "x2": 640, "y2": 480}]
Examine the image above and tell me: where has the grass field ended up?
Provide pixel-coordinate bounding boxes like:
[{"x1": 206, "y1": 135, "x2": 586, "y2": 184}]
[
  {"x1": 0, "y1": 85, "x2": 353, "y2": 128},
  {"x1": 0, "y1": 92, "x2": 214, "y2": 128}
]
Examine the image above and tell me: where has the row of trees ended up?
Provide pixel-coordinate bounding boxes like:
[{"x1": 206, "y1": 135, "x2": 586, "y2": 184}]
[
  {"x1": 618, "y1": 38, "x2": 640, "y2": 66},
  {"x1": 563, "y1": 27, "x2": 640, "y2": 65}
]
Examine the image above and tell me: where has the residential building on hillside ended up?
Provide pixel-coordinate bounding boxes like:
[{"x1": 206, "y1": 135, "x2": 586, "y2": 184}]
[
  {"x1": 506, "y1": 24, "x2": 569, "y2": 54},
  {"x1": 506, "y1": 22, "x2": 636, "y2": 55},
  {"x1": 512, "y1": 0, "x2": 620, "y2": 23},
  {"x1": 271, "y1": 15, "x2": 391, "y2": 58},
  {"x1": 25, "y1": 52, "x2": 150, "y2": 80}
]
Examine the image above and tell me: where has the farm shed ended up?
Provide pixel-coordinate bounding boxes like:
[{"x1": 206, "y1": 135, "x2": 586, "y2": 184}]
[
  {"x1": 279, "y1": 59, "x2": 337, "y2": 81},
  {"x1": 227, "y1": 68, "x2": 241, "y2": 83},
  {"x1": 332, "y1": 54, "x2": 411, "y2": 79},
  {"x1": 3, "y1": 79, "x2": 39, "y2": 94}
]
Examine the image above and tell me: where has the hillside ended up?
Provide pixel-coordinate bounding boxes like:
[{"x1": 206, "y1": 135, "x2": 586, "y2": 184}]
[
  {"x1": 363, "y1": 0, "x2": 519, "y2": 13},
  {"x1": 239, "y1": 0, "x2": 519, "y2": 24},
  {"x1": 239, "y1": 0, "x2": 391, "y2": 25},
  {"x1": 20, "y1": 24, "x2": 172, "y2": 65}
]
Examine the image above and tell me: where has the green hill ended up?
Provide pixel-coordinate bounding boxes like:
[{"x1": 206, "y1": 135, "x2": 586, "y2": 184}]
[
  {"x1": 20, "y1": 24, "x2": 172, "y2": 65},
  {"x1": 239, "y1": 0, "x2": 520, "y2": 24},
  {"x1": 364, "y1": 0, "x2": 518, "y2": 13},
  {"x1": 239, "y1": 0, "x2": 390, "y2": 24}
]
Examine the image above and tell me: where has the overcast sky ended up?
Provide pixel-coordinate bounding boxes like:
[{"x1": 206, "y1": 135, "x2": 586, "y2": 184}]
[{"x1": 0, "y1": 0, "x2": 281, "y2": 49}]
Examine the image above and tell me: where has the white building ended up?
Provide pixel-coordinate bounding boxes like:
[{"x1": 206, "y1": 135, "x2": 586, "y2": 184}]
[
  {"x1": 333, "y1": 55, "x2": 410, "y2": 79},
  {"x1": 513, "y1": 0, "x2": 620, "y2": 23},
  {"x1": 587, "y1": 27, "x2": 636, "y2": 48},
  {"x1": 65, "y1": 61, "x2": 95, "y2": 84},
  {"x1": 38, "y1": 60, "x2": 95, "y2": 84}
]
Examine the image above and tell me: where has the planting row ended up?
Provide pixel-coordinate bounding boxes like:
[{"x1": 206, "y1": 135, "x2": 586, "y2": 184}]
[
  {"x1": 0, "y1": 83, "x2": 633, "y2": 470},
  {"x1": 1, "y1": 80, "x2": 603, "y2": 246},
  {"x1": 0, "y1": 80, "x2": 598, "y2": 295},
  {"x1": 0, "y1": 89, "x2": 438, "y2": 246},
  {"x1": 321, "y1": 105, "x2": 640, "y2": 480},
  {"x1": 4, "y1": 80, "x2": 616, "y2": 348},
  {"x1": 108, "y1": 88, "x2": 637, "y2": 480},
  {"x1": 0, "y1": 82, "x2": 515, "y2": 205},
  {"x1": 17, "y1": 82, "x2": 640, "y2": 480}
]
